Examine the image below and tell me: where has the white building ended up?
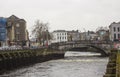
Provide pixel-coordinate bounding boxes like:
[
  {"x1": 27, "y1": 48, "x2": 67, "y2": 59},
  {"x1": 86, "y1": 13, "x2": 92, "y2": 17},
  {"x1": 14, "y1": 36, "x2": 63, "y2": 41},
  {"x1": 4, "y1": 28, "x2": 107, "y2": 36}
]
[
  {"x1": 109, "y1": 22, "x2": 120, "y2": 41},
  {"x1": 51, "y1": 30, "x2": 68, "y2": 43}
]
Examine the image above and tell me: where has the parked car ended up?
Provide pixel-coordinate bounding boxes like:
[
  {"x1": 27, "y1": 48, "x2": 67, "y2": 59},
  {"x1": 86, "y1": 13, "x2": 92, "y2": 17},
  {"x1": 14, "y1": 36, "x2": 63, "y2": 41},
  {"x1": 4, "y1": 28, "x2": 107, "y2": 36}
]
[
  {"x1": 0, "y1": 46, "x2": 10, "y2": 50},
  {"x1": 10, "y1": 45, "x2": 22, "y2": 50}
]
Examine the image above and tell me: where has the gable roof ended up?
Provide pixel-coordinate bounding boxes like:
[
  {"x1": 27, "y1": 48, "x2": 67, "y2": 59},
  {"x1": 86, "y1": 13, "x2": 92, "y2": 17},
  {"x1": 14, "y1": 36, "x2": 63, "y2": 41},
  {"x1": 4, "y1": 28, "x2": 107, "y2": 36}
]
[
  {"x1": 7, "y1": 15, "x2": 26, "y2": 22},
  {"x1": 8, "y1": 15, "x2": 19, "y2": 20}
]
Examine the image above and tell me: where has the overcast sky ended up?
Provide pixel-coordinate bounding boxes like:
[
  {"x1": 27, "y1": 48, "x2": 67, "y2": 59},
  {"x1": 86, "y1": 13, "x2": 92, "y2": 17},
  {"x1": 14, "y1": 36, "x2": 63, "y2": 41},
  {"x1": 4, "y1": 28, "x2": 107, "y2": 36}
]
[{"x1": 0, "y1": 0, "x2": 120, "y2": 33}]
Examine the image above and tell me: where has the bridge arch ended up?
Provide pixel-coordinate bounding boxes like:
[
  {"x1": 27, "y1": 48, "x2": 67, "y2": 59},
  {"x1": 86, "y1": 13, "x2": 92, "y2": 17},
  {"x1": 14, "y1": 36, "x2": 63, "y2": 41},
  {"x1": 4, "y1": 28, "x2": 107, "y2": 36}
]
[
  {"x1": 68, "y1": 45, "x2": 108, "y2": 57},
  {"x1": 50, "y1": 41, "x2": 110, "y2": 57},
  {"x1": 86, "y1": 45, "x2": 108, "y2": 56}
]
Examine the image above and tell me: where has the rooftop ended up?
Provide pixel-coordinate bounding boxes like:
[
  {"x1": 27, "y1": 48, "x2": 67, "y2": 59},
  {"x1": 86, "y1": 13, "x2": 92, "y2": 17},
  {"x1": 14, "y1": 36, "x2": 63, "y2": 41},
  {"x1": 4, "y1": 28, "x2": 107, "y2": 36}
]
[{"x1": 53, "y1": 30, "x2": 66, "y2": 32}]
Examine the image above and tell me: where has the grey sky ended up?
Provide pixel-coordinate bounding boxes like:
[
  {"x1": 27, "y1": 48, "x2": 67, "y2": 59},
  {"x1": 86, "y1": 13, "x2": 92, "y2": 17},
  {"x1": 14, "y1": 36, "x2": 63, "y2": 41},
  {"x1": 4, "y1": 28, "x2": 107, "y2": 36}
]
[{"x1": 0, "y1": 0, "x2": 120, "y2": 33}]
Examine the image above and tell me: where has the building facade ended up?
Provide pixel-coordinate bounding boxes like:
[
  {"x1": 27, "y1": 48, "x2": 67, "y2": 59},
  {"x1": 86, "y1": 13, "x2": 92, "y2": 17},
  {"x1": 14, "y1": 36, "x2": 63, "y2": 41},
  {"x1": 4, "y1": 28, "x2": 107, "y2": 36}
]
[
  {"x1": 0, "y1": 17, "x2": 7, "y2": 46},
  {"x1": 80, "y1": 31, "x2": 97, "y2": 40},
  {"x1": 6, "y1": 15, "x2": 28, "y2": 46},
  {"x1": 87, "y1": 31, "x2": 97, "y2": 40},
  {"x1": 0, "y1": 15, "x2": 29, "y2": 47},
  {"x1": 67, "y1": 30, "x2": 80, "y2": 41},
  {"x1": 52, "y1": 30, "x2": 68, "y2": 43},
  {"x1": 96, "y1": 29, "x2": 109, "y2": 41},
  {"x1": 109, "y1": 22, "x2": 120, "y2": 41}
]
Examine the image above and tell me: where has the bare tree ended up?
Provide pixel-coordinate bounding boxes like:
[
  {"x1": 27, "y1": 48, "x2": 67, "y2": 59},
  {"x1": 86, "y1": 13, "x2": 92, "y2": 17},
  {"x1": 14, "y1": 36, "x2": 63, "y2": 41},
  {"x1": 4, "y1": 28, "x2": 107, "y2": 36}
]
[{"x1": 32, "y1": 20, "x2": 51, "y2": 46}]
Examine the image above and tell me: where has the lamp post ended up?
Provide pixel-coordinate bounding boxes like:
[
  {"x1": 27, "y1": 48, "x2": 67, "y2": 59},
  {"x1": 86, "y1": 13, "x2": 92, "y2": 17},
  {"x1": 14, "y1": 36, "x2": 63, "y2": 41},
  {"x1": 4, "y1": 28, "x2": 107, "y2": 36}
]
[
  {"x1": 83, "y1": 28, "x2": 86, "y2": 40},
  {"x1": 46, "y1": 30, "x2": 48, "y2": 46}
]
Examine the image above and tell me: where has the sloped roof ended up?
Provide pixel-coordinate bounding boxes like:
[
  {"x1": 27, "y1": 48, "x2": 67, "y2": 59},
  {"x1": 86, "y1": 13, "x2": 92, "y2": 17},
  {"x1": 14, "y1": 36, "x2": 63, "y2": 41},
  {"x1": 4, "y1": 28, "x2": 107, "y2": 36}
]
[
  {"x1": 53, "y1": 30, "x2": 66, "y2": 32},
  {"x1": 8, "y1": 15, "x2": 19, "y2": 20},
  {"x1": 109, "y1": 21, "x2": 120, "y2": 27},
  {"x1": 7, "y1": 15, "x2": 26, "y2": 22}
]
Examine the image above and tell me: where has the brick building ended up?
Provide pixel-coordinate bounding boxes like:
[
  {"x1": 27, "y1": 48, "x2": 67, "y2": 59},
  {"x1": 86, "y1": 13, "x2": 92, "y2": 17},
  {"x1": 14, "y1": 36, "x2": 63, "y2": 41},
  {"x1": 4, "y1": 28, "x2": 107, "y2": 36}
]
[
  {"x1": 67, "y1": 30, "x2": 80, "y2": 41},
  {"x1": 6, "y1": 15, "x2": 29, "y2": 46}
]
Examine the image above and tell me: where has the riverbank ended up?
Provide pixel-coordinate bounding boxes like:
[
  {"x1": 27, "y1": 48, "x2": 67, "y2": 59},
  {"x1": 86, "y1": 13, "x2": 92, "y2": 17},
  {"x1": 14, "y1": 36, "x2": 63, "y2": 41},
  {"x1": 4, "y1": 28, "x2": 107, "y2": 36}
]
[
  {"x1": 103, "y1": 49, "x2": 120, "y2": 77},
  {"x1": 0, "y1": 49, "x2": 64, "y2": 74},
  {"x1": 116, "y1": 51, "x2": 120, "y2": 77}
]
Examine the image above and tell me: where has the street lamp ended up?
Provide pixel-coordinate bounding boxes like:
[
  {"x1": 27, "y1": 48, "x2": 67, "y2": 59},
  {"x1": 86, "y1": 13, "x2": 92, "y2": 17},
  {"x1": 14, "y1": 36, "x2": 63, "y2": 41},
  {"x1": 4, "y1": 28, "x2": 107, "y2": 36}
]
[{"x1": 83, "y1": 28, "x2": 86, "y2": 40}]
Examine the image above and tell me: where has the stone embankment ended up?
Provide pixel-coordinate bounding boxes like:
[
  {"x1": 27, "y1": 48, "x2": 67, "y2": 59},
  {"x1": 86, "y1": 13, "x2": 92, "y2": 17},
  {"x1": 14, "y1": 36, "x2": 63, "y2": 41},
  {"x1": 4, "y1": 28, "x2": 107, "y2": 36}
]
[
  {"x1": 103, "y1": 49, "x2": 120, "y2": 77},
  {"x1": 0, "y1": 49, "x2": 64, "y2": 74}
]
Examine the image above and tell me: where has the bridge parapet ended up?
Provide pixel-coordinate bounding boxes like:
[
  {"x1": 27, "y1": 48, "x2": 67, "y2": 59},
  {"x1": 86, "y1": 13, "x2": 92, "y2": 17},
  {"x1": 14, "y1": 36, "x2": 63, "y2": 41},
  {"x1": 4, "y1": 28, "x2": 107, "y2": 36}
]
[
  {"x1": 51, "y1": 41, "x2": 111, "y2": 56},
  {"x1": 51, "y1": 41, "x2": 112, "y2": 50}
]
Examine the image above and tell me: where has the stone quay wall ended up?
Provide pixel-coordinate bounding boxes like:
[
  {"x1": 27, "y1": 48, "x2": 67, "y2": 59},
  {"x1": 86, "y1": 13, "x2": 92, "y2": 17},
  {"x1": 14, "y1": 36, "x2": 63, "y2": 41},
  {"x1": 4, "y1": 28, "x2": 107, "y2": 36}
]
[
  {"x1": 0, "y1": 49, "x2": 64, "y2": 74},
  {"x1": 103, "y1": 49, "x2": 120, "y2": 77}
]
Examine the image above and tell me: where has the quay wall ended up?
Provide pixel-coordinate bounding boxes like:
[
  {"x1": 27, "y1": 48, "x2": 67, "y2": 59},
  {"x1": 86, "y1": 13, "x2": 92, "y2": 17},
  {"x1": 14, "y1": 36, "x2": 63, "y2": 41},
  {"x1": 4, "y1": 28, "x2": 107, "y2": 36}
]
[
  {"x1": 0, "y1": 49, "x2": 64, "y2": 74},
  {"x1": 103, "y1": 49, "x2": 120, "y2": 77}
]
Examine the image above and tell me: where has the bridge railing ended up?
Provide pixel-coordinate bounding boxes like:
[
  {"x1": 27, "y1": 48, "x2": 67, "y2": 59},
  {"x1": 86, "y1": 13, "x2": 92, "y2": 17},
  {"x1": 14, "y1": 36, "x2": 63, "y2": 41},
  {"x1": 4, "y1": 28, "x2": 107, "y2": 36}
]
[{"x1": 53, "y1": 40, "x2": 113, "y2": 45}]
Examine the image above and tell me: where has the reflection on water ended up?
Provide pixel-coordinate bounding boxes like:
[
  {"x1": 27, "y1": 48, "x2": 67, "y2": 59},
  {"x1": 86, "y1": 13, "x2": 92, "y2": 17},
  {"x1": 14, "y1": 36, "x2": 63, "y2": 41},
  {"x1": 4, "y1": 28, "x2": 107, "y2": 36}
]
[{"x1": 1, "y1": 51, "x2": 108, "y2": 77}]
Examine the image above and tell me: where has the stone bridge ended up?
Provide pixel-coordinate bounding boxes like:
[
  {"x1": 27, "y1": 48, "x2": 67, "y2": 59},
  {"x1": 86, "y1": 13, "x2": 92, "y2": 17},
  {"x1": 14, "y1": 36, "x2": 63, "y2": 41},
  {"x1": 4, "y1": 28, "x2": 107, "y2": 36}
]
[{"x1": 51, "y1": 40, "x2": 113, "y2": 56}]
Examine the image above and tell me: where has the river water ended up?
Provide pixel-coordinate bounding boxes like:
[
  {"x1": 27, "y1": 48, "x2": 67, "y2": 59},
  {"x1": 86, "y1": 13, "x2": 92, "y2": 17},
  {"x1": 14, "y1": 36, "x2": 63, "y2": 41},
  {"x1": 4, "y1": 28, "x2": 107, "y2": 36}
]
[{"x1": 1, "y1": 51, "x2": 108, "y2": 77}]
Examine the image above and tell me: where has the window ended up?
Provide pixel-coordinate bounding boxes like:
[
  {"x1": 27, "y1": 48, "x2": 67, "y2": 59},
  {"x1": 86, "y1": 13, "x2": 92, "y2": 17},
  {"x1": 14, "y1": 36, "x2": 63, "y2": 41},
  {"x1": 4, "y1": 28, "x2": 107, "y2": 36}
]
[
  {"x1": 0, "y1": 33, "x2": 6, "y2": 40},
  {"x1": 16, "y1": 29, "x2": 20, "y2": 34},
  {"x1": 114, "y1": 34, "x2": 116, "y2": 39},
  {"x1": 16, "y1": 23, "x2": 20, "y2": 27},
  {"x1": 118, "y1": 27, "x2": 120, "y2": 32},
  {"x1": 0, "y1": 28, "x2": 5, "y2": 33},
  {"x1": 62, "y1": 37, "x2": 64, "y2": 39},
  {"x1": 118, "y1": 34, "x2": 120, "y2": 39},
  {"x1": 60, "y1": 37, "x2": 61, "y2": 40},
  {"x1": 16, "y1": 34, "x2": 20, "y2": 41},
  {"x1": 114, "y1": 27, "x2": 116, "y2": 32},
  {"x1": 7, "y1": 22, "x2": 12, "y2": 26},
  {"x1": 1, "y1": 33, "x2": 5, "y2": 36}
]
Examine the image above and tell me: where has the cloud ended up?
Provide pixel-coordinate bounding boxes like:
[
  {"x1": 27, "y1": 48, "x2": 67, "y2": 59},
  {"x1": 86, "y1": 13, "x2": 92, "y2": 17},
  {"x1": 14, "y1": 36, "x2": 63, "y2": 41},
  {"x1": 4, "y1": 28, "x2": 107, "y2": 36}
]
[{"x1": 0, "y1": 0, "x2": 120, "y2": 33}]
